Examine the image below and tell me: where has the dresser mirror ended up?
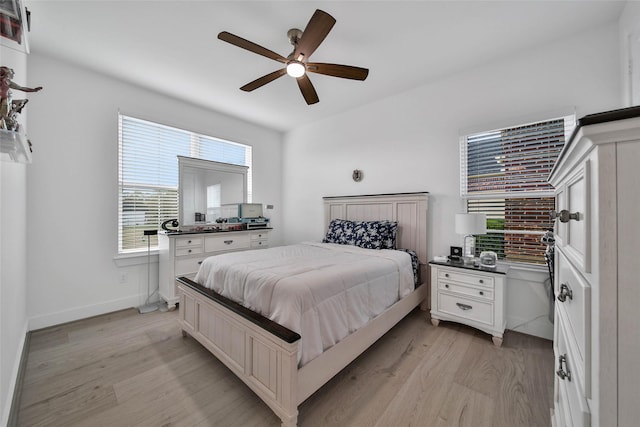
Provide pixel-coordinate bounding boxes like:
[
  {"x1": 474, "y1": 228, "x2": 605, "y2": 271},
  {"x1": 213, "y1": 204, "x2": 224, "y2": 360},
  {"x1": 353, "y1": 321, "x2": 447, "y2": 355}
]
[{"x1": 178, "y1": 156, "x2": 248, "y2": 231}]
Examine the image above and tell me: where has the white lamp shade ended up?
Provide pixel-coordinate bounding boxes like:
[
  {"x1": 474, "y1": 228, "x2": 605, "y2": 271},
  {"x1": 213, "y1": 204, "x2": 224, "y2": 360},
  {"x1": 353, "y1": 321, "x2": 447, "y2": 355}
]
[{"x1": 455, "y1": 213, "x2": 487, "y2": 235}]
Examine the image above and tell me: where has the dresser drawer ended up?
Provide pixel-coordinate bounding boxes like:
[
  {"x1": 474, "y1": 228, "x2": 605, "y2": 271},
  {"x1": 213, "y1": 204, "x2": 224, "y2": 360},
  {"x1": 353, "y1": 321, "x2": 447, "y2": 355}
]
[
  {"x1": 438, "y1": 281, "x2": 493, "y2": 301},
  {"x1": 554, "y1": 318, "x2": 591, "y2": 426},
  {"x1": 175, "y1": 236, "x2": 203, "y2": 248},
  {"x1": 205, "y1": 233, "x2": 251, "y2": 252},
  {"x1": 175, "y1": 246, "x2": 204, "y2": 257},
  {"x1": 556, "y1": 251, "x2": 591, "y2": 395},
  {"x1": 437, "y1": 269, "x2": 494, "y2": 289},
  {"x1": 251, "y1": 240, "x2": 268, "y2": 248},
  {"x1": 250, "y1": 231, "x2": 269, "y2": 241},
  {"x1": 555, "y1": 161, "x2": 591, "y2": 273},
  {"x1": 437, "y1": 292, "x2": 493, "y2": 326},
  {"x1": 175, "y1": 256, "x2": 207, "y2": 276}
]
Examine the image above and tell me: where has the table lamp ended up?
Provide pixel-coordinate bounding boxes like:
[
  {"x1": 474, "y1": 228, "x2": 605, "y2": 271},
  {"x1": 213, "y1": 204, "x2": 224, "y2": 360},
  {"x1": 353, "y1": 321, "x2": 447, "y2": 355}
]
[{"x1": 455, "y1": 213, "x2": 487, "y2": 264}]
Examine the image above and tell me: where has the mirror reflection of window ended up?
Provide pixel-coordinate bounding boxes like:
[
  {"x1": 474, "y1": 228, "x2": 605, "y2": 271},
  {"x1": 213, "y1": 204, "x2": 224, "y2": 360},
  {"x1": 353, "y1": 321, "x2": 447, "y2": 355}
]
[{"x1": 207, "y1": 184, "x2": 221, "y2": 221}]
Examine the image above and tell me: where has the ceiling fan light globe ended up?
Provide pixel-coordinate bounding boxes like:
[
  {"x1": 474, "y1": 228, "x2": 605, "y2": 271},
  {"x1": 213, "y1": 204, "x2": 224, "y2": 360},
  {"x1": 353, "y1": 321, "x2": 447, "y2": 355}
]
[{"x1": 286, "y1": 61, "x2": 306, "y2": 78}]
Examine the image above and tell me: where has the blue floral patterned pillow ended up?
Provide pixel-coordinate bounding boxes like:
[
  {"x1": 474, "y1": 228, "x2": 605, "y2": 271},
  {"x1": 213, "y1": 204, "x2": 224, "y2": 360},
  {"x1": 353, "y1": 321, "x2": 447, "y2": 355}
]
[
  {"x1": 322, "y1": 219, "x2": 354, "y2": 245},
  {"x1": 353, "y1": 220, "x2": 399, "y2": 250},
  {"x1": 324, "y1": 219, "x2": 398, "y2": 250}
]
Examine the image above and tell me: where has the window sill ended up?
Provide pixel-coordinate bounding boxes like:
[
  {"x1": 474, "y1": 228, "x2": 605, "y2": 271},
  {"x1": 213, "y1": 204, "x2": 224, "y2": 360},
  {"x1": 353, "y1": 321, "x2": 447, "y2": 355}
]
[
  {"x1": 114, "y1": 250, "x2": 159, "y2": 267},
  {"x1": 499, "y1": 261, "x2": 548, "y2": 280}
]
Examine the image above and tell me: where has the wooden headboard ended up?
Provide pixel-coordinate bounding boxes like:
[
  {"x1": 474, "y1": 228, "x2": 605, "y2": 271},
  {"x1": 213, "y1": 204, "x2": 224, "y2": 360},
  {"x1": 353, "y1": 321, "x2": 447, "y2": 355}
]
[{"x1": 323, "y1": 193, "x2": 429, "y2": 283}]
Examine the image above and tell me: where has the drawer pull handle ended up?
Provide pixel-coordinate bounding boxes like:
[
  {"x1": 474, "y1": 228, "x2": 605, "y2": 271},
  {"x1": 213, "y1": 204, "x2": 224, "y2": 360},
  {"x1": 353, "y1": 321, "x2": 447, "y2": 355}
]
[
  {"x1": 479, "y1": 279, "x2": 484, "y2": 284},
  {"x1": 456, "y1": 303, "x2": 472, "y2": 311},
  {"x1": 445, "y1": 273, "x2": 449, "y2": 277},
  {"x1": 445, "y1": 284, "x2": 449, "y2": 288},
  {"x1": 479, "y1": 291, "x2": 484, "y2": 296},
  {"x1": 188, "y1": 240, "x2": 192, "y2": 244},
  {"x1": 557, "y1": 283, "x2": 573, "y2": 302},
  {"x1": 188, "y1": 249, "x2": 192, "y2": 253},
  {"x1": 551, "y1": 209, "x2": 580, "y2": 223},
  {"x1": 556, "y1": 354, "x2": 572, "y2": 381},
  {"x1": 224, "y1": 240, "x2": 233, "y2": 245}
]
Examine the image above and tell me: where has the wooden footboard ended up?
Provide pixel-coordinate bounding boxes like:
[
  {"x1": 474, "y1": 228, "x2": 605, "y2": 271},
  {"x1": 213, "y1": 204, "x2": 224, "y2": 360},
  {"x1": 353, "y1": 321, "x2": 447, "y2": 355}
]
[{"x1": 176, "y1": 276, "x2": 427, "y2": 427}]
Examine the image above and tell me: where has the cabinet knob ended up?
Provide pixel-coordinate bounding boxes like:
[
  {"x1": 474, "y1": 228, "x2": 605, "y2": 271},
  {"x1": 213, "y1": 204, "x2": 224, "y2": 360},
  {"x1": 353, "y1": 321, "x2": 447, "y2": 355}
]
[
  {"x1": 479, "y1": 291, "x2": 484, "y2": 296},
  {"x1": 445, "y1": 284, "x2": 449, "y2": 288},
  {"x1": 551, "y1": 209, "x2": 580, "y2": 223},
  {"x1": 444, "y1": 273, "x2": 449, "y2": 278},
  {"x1": 479, "y1": 279, "x2": 484, "y2": 284},
  {"x1": 188, "y1": 249, "x2": 192, "y2": 253},
  {"x1": 198, "y1": 261, "x2": 202, "y2": 265},
  {"x1": 556, "y1": 354, "x2": 572, "y2": 381},
  {"x1": 557, "y1": 283, "x2": 573, "y2": 303},
  {"x1": 188, "y1": 240, "x2": 192, "y2": 244}
]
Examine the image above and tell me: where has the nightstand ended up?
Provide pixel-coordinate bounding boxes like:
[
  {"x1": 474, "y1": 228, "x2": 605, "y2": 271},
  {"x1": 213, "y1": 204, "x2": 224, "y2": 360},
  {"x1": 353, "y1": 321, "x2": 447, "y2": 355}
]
[{"x1": 429, "y1": 260, "x2": 508, "y2": 346}]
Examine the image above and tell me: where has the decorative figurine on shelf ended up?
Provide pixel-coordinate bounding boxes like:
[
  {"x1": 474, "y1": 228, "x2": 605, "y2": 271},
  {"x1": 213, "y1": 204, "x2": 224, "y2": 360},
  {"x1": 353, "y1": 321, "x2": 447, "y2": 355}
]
[{"x1": 0, "y1": 66, "x2": 43, "y2": 132}]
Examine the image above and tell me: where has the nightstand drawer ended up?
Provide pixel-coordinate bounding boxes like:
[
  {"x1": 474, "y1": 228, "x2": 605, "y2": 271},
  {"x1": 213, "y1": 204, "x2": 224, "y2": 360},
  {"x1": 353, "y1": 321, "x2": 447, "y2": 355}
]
[
  {"x1": 438, "y1": 281, "x2": 493, "y2": 301},
  {"x1": 437, "y1": 293, "x2": 493, "y2": 326},
  {"x1": 438, "y1": 270, "x2": 494, "y2": 288}
]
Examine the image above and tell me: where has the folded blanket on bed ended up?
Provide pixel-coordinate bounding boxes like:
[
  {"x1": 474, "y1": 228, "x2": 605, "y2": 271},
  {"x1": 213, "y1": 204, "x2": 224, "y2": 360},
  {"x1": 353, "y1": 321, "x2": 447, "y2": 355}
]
[{"x1": 195, "y1": 242, "x2": 414, "y2": 366}]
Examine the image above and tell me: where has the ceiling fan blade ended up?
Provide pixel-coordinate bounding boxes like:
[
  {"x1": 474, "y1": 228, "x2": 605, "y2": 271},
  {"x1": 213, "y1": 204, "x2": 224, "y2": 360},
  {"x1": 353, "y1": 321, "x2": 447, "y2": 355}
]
[
  {"x1": 297, "y1": 75, "x2": 319, "y2": 105},
  {"x1": 240, "y1": 69, "x2": 287, "y2": 92},
  {"x1": 306, "y1": 63, "x2": 369, "y2": 81},
  {"x1": 293, "y1": 10, "x2": 336, "y2": 61},
  {"x1": 218, "y1": 31, "x2": 287, "y2": 63}
]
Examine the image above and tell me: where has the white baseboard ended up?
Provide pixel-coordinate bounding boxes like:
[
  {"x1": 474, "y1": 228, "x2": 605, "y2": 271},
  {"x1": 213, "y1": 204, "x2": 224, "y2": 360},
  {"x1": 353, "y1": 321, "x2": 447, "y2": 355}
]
[
  {"x1": 28, "y1": 295, "x2": 142, "y2": 331},
  {"x1": 1, "y1": 320, "x2": 28, "y2": 427}
]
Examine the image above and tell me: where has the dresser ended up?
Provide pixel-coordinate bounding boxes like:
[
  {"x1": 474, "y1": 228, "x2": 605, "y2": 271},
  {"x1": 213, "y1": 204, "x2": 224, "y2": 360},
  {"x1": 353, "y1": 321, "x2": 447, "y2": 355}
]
[
  {"x1": 429, "y1": 261, "x2": 507, "y2": 346},
  {"x1": 158, "y1": 229, "x2": 270, "y2": 309},
  {"x1": 548, "y1": 107, "x2": 640, "y2": 427}
]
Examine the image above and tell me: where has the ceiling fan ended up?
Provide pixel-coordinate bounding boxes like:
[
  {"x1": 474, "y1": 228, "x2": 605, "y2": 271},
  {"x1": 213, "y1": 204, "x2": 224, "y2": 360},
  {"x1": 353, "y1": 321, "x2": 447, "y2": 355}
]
[{"x1": 218, "y1": 9, "x2": 369, "y2": 105}]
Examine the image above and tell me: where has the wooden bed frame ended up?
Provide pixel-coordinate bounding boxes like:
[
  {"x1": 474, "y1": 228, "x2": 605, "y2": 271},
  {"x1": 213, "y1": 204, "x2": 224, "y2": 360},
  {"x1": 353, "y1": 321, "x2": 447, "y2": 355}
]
[{"x1": 175, "y1": 193, "x2": 429, "y2": 426}]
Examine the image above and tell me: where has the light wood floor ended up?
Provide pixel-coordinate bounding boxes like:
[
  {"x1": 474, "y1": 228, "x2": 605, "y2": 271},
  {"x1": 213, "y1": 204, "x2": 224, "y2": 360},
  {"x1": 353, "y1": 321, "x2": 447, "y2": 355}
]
[{"x1": 16, "y1": 307, "x2": 553, "y2": 426}]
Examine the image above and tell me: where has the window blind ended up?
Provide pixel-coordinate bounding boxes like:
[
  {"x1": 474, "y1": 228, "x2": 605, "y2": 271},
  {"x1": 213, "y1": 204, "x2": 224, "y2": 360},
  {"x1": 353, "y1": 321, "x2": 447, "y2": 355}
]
[
  {"x1": 461, "y1": 117, "x2": 572, "y2": 197},
  {"x1": 460, "y1": 115, "x2": 574, "y2": 264},
  {"x1": 118, "y1": 115, "x2": 252, "y2": 254}
]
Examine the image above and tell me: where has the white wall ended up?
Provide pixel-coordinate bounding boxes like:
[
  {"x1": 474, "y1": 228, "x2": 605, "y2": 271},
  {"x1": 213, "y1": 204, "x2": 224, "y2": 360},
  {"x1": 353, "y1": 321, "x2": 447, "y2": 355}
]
[
  {"x1": 282, "y1": 23, "x2": 621, "y2": 339},
  {"x1": 619, "y1": 0, "x2": 640, "y2": 106},
  {"x1": 0, "y1": 47, "x2": 30, "y2": 425},
  {"x1": 25, "y1": 54, "x2": 283, "y2": 330}
]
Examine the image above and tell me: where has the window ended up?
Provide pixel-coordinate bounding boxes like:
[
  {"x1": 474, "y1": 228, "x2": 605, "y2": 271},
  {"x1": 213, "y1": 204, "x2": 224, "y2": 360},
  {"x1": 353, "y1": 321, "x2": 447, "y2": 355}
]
[
  {"x1": 118, "y1": 115, "x2": 252, "y2": 254},
  {"x1": 460, "y1": 115, "x2": 574, "y2": 264}
]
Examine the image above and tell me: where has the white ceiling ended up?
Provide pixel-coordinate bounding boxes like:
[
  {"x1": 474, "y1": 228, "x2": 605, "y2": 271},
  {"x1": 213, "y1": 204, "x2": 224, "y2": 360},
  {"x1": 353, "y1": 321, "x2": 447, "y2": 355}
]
[{"x1": 25, "y1": 1, "x2": 625, "y2": 132}]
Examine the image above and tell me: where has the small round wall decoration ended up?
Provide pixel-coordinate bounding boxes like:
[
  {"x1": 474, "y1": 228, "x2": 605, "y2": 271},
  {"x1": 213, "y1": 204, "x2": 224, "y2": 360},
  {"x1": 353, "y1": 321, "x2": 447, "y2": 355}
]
[{"x1": 352, "y1": 169, "x2": 363, "y2": 182}]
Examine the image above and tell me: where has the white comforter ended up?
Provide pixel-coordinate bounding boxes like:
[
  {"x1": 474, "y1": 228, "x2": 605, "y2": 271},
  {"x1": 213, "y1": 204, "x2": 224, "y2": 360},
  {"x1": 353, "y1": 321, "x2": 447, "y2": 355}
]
[{"x1": 194, "y1": 242, "x2": 414, "y2": 366}]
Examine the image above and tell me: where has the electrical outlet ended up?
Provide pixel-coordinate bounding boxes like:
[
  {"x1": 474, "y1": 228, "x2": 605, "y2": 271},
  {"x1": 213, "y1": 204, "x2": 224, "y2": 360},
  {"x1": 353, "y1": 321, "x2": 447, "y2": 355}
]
[{"x1": 119, "y1": 272, "x2": 128, "y2": 284}]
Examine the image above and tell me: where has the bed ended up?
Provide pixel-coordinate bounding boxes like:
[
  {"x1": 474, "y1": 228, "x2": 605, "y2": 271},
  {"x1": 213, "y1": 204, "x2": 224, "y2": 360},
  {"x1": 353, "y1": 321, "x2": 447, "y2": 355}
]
[{"x1": 175, "y1": 193, "x2": 429, "y2": 426}]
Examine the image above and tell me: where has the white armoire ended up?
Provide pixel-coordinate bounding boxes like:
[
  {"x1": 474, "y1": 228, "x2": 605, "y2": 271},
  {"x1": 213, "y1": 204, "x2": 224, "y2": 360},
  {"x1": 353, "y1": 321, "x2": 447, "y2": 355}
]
[{"x1": 548, "y1": 107, "x2": 640, "y2": 426}]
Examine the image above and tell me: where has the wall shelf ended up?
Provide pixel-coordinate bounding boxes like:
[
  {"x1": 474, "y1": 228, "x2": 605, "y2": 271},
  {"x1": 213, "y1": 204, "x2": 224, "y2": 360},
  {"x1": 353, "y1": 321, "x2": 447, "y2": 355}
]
[{"x1": 0, "y1": 129, "x2": 32, "y2": 163}]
